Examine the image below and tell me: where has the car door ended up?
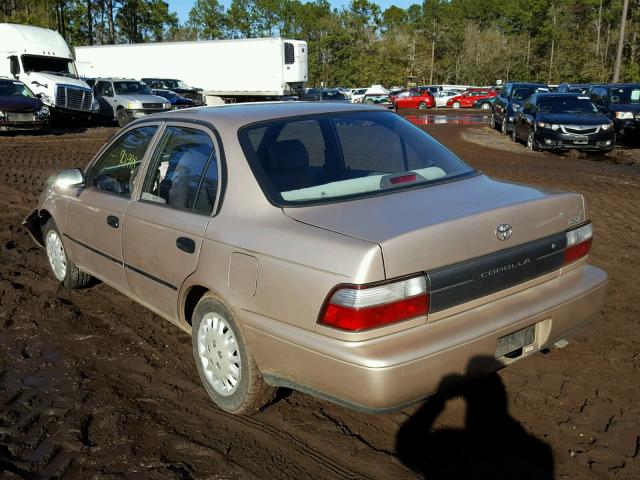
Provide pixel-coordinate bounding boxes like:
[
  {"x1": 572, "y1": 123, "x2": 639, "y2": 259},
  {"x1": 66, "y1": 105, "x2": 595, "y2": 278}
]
[
  {"x1": 121, "y1": 123, "x2": 220, "y2": 321},
  {"x1": 65, "y1": 124, "x2": 160, "y2": 292}
]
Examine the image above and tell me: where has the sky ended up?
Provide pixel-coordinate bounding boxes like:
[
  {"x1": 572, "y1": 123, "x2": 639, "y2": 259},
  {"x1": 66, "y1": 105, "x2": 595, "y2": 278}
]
[{"x1": 167, "y1": 0, "x2": 419, "y2": 23}]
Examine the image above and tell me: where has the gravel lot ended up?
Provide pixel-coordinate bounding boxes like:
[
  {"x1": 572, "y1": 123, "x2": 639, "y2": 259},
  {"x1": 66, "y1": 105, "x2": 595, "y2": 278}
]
[{"x1": 1, "y1": 114, "x2": 639, "y2": 479}]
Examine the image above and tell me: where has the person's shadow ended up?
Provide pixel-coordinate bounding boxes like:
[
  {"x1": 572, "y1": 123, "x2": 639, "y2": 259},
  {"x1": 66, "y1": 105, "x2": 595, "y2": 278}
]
[{"x1": 396, "y1": 356, "x2": 554, "y2": 479}]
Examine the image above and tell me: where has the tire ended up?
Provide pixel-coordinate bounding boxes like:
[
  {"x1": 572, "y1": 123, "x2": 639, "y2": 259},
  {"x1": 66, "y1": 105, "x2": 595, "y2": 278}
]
[
  {"x1": 490, "y1": 113, "x2": 498, "y2": 130},
  {"x1": 452, "y1": 101, "x2": 461, "y2": 109},
  {"x1": 527, "y1": 131, "x2": 539, "y2": 151},
  {"x1": 42, "y1": 219, "x2": 92, "y2": 289},
  {"x1": 116, "y1": 108, "x2": 129, "y2": 128},
  {"x1": 418, "y1": 102, "x2": 427, "y2": 110},
  {"x1": 192, "y1": 296, "x2": 275, "y2": 414},
  {"x1": 501, "y1": 118, "x2": 508, "y2": 135},
  {"x1": 511, "y1": 128, "x2": 518, "y2": 143},
  {"x1": 481, "y1": 102, "x2": 491, "y2": 110}
]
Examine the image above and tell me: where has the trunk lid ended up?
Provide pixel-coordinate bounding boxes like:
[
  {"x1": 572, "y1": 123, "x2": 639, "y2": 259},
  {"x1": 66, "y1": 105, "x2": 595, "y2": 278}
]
[{"x1": 284, "y1": 174, "x2": 585, "y2": 279}]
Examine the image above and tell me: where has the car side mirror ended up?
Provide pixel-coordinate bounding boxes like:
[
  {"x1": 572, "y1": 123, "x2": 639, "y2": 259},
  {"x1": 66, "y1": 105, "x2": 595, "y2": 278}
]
[{"x1": 54, "y1": 168, "x2": 84, "y2": 188}]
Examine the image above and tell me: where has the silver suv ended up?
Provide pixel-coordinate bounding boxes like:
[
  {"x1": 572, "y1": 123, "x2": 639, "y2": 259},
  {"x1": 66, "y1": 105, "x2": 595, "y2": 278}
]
[{"x1": 93, "y1": 78, "x2": 170, "y2": 127}]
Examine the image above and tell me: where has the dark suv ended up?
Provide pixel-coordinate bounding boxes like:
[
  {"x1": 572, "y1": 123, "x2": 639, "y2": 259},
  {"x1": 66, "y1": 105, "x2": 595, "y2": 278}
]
[
  {"x1": 492, "y1": 82, "x2": 549, "y2": 134},
  {"x1": 587, "y1": 84, "x2": 640, "y2": 141},
  {"x1": 141, "y1": 78, "x2": 205, "y2": 106}
]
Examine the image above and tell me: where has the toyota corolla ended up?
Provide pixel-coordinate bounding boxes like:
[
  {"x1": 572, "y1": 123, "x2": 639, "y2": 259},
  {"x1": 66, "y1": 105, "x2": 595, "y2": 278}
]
[{"x1": 23, "y1": 103, "x2": 608, "y2": 414}]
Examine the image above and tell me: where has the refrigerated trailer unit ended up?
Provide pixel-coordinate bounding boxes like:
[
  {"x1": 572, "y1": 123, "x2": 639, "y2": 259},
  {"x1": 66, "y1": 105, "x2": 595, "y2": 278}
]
[
  {"x1": 75, "y1": 38, "x2": 308, "y2": 104},
  {"x1": 0, "y1": 23, "x2": 94, "y2": 118}
]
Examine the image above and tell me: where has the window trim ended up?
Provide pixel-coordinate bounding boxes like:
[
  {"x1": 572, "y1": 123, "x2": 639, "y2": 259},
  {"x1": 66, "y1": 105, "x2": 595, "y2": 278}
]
[
  {"x1": 84, "y1": 122, "x2": 164, "y2": 200},
  {"x1": 134, "y1": 121, "x2": 223, "y2": 217},
  {"x1": 237, "y1": 110, "x2": 478, "y2": 209}
]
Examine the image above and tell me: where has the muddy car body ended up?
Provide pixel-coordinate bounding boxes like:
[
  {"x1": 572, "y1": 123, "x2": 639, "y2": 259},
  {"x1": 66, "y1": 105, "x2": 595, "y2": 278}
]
[{"x1": 24, "y1": 102, "x2": 608, "y2": 414}]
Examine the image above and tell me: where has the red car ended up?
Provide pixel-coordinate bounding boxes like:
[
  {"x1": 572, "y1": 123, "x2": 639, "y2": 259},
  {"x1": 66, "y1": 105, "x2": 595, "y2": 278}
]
[
  {"x1": 446, "y1": 89, "x2": 497, "y2": 108},
  {"x1": 393, "y1": 89, "x2": 435, "y2": 110}
]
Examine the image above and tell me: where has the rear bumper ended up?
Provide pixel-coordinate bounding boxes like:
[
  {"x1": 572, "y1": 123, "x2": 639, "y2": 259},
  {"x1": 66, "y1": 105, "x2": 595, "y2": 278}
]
[{"x1": 241, "y1": 263, "x2": 607, "y2": 412}]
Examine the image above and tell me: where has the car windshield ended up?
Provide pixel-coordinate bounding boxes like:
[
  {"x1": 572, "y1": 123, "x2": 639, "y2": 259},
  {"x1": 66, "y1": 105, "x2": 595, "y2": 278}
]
[
  {"x1": 0, "y1": 80, "x2": 36, "y2": 98},
  {"x1": 609, "y1": 86, "x2": 640, "y2": 104},
  {"x1": 21, "y1": 54, "x2": 78, "y2": 78},
  {"x1": 114, "y1": 81, "x2": 152, "y2": 95},
  {"x1": 239, "y1": 110, "x2": 475, "y2": 206},
  {"x1": 538, "y1": 96, "x2": 598, "y2": 114},
  {"x1": 512, "y1": 87, "x2": 538, "y2": 100}
]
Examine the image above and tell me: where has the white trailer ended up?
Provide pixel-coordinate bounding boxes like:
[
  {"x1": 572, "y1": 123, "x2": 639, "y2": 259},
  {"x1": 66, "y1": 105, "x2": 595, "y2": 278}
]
[
  {"x1": 75, "y1": 38, "x2": 308, "y2": 104},
  {"x1": 0, "y1": 23, "x2": 94, "y2": 118}
]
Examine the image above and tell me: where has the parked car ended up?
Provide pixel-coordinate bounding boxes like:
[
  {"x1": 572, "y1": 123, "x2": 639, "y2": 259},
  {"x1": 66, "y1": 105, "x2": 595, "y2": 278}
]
[
  {"x1": 556, "y1": 83, "x2": 591, "y2": 94},
  {"x1": 152, "y1": 89, "x2": 195, "y2": 109},
  {"x1": 301, "y1": 88, "x2": 349, "y2": 102},
  {"x1": 587, "y1": 84, "x2": 640, "y2": 141},
  {"x1": 23, "y1": 102, "x2": 607, "y2": 415},
  {"x1": 473, "y1": 96, "x2": 497, "y2": 110},
  {"x1": 393, "y1": 89, "x2": 435, "y2": 109},
  {"x1": 349, "y1": 88, "x2": 367, "y2": 103},
  {"x1": 446, "y1": 89, "x2": 497, "y2": 109},
  {"x1": 433, "y1": 90, "x2": 461, "y2": 108},
  {"x1": 493, "y1": 82, "x2": 549, "y2": 134},
  {"x1": 512, "y1": 93, "x2": 614, "y2": 152},
  {"x1": 0, "y1": 78, "x2": 50, "y2": 131},
  {"x1": 93, "y1": 78, "x2": 170, "y2": 127},
  {"x1": 141, "y1": 78, "x2": 205, "y2": 106}
]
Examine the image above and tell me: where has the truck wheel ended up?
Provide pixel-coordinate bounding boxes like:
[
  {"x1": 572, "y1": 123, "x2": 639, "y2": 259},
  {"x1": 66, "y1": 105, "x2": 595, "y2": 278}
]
[
  {"x1": 192, "y1": 296, "x2": 275, "y2": 414},
  {"x1": 43, "y1": 219, "x2": 92, "y2": 289},
  {"x1": 452, "y1": 101, "x2": 461, "y2": 109},
  {"x1": 116, "y1": 108, "x2": 128, "y2": 128}
]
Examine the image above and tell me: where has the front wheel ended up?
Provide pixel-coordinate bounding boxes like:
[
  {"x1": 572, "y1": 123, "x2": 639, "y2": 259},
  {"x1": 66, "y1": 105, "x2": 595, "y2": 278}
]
[
  {"x1": 527, "y1": 131, "x2": 540, "y2": 151},
  {"x1": 501, "y1": 118, "x2": 508, "y2": 135},
  {"x1": 116, "y1": 108, "x2": 129, "y2": 128},
  {"x1": 511, "y1": 128, "x2": 517, "y2": 142},
  {"x1": 452, "y1": 101, "x2": 461, "y2": 109},
  {"x1": 192, "y1": 296, "x2": 275, "y2": 414},
  {"x1": 43, "y1": 219, "x2": 92, "y2": 289}
]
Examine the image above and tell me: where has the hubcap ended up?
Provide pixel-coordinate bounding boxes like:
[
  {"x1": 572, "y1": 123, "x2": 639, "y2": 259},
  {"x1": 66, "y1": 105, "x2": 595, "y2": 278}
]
[
  {"x1": 482, "y1": 103, "x2": 491, "y2": 110},
  {"x1": 45, "y1": 230, "x2": 67, "y2": 281},
  {"x1": 197, "y1": 313, "x2": 241, "y2": 396}
]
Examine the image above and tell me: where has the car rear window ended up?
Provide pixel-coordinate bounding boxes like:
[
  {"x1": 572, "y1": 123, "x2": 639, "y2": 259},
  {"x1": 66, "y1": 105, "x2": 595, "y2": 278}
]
[{"x1": 238, "y1": 110, "x2": 475, "y2": 206}]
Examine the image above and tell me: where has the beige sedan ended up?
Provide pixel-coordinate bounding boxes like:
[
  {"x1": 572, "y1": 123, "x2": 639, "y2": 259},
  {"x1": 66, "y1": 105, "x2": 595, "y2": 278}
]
[{"x1": 24, "y1": 103, "x2": 607, "y2": 414}]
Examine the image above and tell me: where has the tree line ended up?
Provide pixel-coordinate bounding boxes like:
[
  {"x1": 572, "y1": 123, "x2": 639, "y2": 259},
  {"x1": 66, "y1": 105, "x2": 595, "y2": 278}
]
[{"x1": 2, "y1": 0, "x2": 639, "y2": 87}]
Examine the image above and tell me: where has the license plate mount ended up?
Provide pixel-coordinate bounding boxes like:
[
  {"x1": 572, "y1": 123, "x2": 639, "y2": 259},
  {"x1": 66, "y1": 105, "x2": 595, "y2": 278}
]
[
  {"x1": 495, "y1": 324, "x2": 536, "y2": 358},
  {"x1": 573, "y1": 135, "x2": 588, "y2": 144}
]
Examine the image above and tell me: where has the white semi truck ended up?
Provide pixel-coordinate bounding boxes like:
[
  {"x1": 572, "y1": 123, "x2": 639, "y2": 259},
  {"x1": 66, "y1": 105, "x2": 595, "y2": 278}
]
[
  {"x1": 75, "y1": 38, "x2": 308, "y2": 105},
  {"x1": 0, "y1": 23, "x2": 95, "y2": 119}
]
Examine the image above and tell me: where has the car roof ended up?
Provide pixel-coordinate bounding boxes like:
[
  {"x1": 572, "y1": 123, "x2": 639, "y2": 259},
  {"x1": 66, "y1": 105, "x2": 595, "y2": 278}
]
[
  {"x1": 132, "y1": 102, "x2": 385, "y2": 131},
  {"x1": 96, "y1": 77, "x2": 140, "y2": 82}
]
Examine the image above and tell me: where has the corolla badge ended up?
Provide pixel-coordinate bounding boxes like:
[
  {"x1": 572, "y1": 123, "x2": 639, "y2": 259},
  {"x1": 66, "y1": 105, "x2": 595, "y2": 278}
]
[{"x1": 496, "y1": 224, "x2": 512, "y2": 241}]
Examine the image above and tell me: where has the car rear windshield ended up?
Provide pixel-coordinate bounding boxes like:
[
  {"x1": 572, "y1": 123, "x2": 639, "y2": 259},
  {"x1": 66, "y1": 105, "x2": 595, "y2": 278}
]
[
  {"x1": 239, "y1": 110, "x2": 476, "y2": 206},
  {"x1": 610, "y1": 86, "x2": 640, "y2": 104},
  {"x1": 538, "y1": 96, "x2": 597, "y2": 114}
]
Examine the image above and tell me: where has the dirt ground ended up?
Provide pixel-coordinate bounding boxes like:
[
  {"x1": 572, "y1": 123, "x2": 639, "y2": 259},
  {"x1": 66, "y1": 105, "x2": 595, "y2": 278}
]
[{"x1": 1, "y1": 114, "x2": 639, "y2": 479}]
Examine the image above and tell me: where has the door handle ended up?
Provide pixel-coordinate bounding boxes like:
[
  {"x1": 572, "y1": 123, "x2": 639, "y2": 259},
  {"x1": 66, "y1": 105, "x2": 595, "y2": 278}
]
[
  {"x1": 106, "y1": 215, "x2": 119, "y2": 228},
  {"x1": 176, "y1": 236, "x2": 195, "y2": 254}
]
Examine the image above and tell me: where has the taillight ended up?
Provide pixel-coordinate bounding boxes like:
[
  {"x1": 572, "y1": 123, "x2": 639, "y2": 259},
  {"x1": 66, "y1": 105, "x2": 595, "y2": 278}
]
[
  {"x1": 564, "y1": 223, "x2": 593, "y2": 265},
  {"x1": 319, "y1": 275, "x2": 429, "y2": 332}
]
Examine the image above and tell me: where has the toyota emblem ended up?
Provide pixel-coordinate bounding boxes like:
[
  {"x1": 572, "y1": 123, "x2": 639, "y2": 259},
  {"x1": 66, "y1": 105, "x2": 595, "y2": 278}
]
[{"x1": 496, "y1": 224, "x2": 512, "y2": 241}]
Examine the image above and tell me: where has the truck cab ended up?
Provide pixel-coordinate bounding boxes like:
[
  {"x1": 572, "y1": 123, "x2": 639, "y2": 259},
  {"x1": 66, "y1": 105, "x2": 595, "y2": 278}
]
[{"x1": 0, "y1": 23, "x2": 95, "y2": 120}]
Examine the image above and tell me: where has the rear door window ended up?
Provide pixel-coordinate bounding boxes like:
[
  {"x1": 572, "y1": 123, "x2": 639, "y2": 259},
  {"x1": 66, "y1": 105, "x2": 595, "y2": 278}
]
[{"x1": 140, "y1": 126, "x2": 217, "y2": 214}]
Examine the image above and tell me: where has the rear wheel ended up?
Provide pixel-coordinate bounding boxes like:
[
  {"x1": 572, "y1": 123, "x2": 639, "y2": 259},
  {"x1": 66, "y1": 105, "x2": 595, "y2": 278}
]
[
  {"x1": 501, "y1": 118, "x2": 508, "y2": 135},
  {"x1": 43, "y1": 219, "x2": 92, "y2": 289},
  {"x1": 481, "y1": 102, "x2": 492, "y2": 110},
  {"x1": 452, "y1": 101, "x2": 461, "y2": 109},
  {"x1": 192, "y1": 296, "x2": 275, "y2": 414},
  {"x1": 511, "y1": 128, "x2": 518, "y2": 142},
  {"x1": 116, "y1": 108, "x2": 128, "y2": 128},
  {"x1": 418, "y1": 102, "x2": 427, "y2": 110}
]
